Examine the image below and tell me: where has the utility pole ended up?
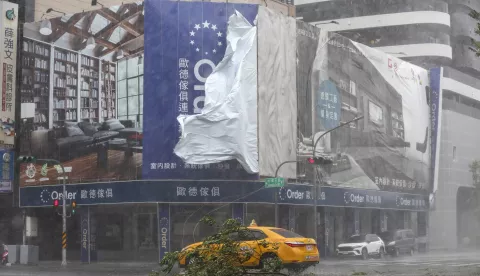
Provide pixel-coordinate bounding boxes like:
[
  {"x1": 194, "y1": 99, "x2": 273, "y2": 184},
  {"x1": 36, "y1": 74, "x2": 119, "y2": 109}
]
[{"x1": 61, "y1": 167, "x2": 66, "y2": 267}]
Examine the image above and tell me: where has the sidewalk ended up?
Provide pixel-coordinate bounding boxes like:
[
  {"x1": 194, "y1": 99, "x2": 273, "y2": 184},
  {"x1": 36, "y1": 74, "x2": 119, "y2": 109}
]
[{"x1": 4, "y1": 261, "x2": 175, "y2": 276}]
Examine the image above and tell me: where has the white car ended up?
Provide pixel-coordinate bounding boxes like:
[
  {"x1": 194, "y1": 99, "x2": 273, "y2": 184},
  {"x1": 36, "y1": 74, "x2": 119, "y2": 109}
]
[{"x1": 336, "y1": 234, "x2": 385, "y2": 260}]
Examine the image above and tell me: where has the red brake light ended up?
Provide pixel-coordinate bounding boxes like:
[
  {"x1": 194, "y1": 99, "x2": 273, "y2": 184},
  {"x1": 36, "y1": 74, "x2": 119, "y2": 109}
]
[
  {"x1": 285, "y1": 241, "x2": 305, "y2": 247},
  {"x1": 129, "y1": 133, "x2": 143, "y2": 140}
]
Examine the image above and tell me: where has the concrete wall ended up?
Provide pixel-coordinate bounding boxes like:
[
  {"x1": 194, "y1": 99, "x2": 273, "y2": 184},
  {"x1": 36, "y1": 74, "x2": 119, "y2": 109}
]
[{"x1": 429, "y1": 109, "x2": 480, "y2": 250}]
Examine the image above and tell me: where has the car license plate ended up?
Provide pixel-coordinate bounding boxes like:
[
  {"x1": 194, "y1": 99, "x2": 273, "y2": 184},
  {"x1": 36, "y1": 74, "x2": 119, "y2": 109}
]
[{"x1": 306, "y1": 245, "x2": 313, "y2": 251}]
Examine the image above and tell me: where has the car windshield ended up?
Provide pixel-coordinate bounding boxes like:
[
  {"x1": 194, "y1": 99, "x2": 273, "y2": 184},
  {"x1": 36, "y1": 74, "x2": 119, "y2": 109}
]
[
  {"x1": 270, "y1": 229, "x2": 304, "y2": 238},
  {"x1": 347, "y1": 235, "x2": 365, "y2": 243},
  {"x1": 379, "y1": 231, "x2": 393, "y2": 242}
]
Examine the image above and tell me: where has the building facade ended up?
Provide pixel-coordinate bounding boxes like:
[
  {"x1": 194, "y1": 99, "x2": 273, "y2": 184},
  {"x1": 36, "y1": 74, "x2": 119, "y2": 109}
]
[
  {"x1": 296, "y1": 0, "x2": 480, "y2": 250},
  {"x1": 10, "y1": 0, "x2": 431, "y2": 263}
]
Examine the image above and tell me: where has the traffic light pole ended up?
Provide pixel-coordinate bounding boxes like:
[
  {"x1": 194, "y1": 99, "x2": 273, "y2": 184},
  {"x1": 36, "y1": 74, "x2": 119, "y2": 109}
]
[
  {"x1": 37, "y1": 159, "x2": 67, "y2": 267},
  {"x1": 311, "y1": 116, "x2": 364, "y2": 252}
]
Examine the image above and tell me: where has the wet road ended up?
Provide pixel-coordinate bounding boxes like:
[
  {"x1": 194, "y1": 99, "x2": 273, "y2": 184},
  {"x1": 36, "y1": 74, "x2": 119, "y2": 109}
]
[
  {"x1": 1, "y1": 251, "x2": 480, "y2": 275},
  {"x1": 304, "y1": 251, "x2": 480, "y2": 275}
]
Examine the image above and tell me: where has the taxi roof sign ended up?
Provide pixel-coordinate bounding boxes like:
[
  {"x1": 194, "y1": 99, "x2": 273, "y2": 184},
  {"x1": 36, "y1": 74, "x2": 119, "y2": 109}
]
[{"x1": 250, "y1": 219, "x2": 258, "y2": 227}]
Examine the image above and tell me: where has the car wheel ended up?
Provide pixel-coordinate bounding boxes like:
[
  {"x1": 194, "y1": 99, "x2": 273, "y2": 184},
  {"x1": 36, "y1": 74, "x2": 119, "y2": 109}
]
[
  {"x1": 361, "y1": 248, "x2": 368, "y2": 260},
  {"x1": 379, "y1": 247, "x2": 385, "y2": 259},
  {"x1": 260, "y1": 254, "x2": 281, "y2": 272}
]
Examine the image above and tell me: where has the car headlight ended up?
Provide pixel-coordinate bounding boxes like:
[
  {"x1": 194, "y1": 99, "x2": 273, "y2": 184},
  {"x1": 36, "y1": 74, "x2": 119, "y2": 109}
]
[{"x1": 388, "y1": 241, "x2": 395, "y2": 246}]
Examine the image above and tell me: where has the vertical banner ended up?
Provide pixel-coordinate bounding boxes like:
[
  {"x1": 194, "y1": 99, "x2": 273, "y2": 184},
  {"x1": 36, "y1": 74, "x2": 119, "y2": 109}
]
[
  {"x1": 80, "y1": 211, "x2": 89, "y2": 263},
  {"x1": 232, "y1": 203, "x2": 244, "y2": 225},
  {"x1": 89, "y1": 210, "x2": 97, "y2": 262},
  {"x1": 0, "y1": 2, "x2": 17, "y2": 148},
  {"x1": 157, "y1": 203, "x2": 170, "y2": 262},
  {"x1": 143, "y1": 0, "x2": 258, "y2": 180},
  {"x1": 429, "y1": 67, "x2": 443, "y2": 209}
]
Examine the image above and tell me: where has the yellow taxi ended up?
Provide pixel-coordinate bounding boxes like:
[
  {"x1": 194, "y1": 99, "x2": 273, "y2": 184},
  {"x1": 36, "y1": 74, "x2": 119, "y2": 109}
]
[{"x1": 179, "y1": 220, "x2": 320, "y2": 269}]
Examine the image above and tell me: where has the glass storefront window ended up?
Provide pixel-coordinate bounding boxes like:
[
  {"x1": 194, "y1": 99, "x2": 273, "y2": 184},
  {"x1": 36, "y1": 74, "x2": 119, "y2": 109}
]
[
  {"x1": 170, "y1": 204, "x2": 230, "y2": 251},
  {"x1": 96, "y1": 213, "x2": 124, "y2": 251},
  {"x1": 137, "y1": 213, "x2": 158, "y2": 250},
  {"x1": 245, "y1": 204, "x2": 275, "y2": 227}
]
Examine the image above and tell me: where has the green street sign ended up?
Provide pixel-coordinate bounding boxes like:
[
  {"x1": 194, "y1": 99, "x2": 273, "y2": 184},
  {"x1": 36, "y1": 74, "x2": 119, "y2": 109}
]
[{"x1": 265, "y1": 178, "x2": 285, "y2": 188}]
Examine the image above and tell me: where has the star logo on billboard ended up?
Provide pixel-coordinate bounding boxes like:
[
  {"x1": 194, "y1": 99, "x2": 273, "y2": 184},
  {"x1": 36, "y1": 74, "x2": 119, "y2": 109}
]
[
  {"x1": 40, "y1": 189, "x2": 50, "y2": 203},
  {"x1": 159, "y1": 217, "x2": 169, "y2": 226},
  {"x1": 189, "y1": 20, "x2": 224, "y2": 55},
  {"x1": 278, "y1": 187, "x2": 287, "y2": 201}
]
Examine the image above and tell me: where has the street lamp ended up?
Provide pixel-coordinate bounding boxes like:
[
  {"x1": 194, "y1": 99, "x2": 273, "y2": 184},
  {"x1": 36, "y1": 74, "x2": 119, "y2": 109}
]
[
  {"x1": 271, "y1": 116, "x2": 364, "y2": 229},
  {"x1": 310, "y1": 116, "x2": 364, "y2": 250}
]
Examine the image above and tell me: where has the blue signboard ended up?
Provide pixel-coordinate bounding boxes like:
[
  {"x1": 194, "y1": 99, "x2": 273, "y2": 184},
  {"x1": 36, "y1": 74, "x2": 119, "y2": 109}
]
[
  {"x1": 143, "y1": 0, "x2": 258, "y2": 180},
  {"x1": 429, "y1": 68, "x2": 442, "y2": 195},
  {"x1": 20, "y1": 180, "x2": 428, "y2": 211},
  {"x1": 0, "y1": 150, "x2": 13, "y2": 192},
  {"x1": 316, "y1": 80, "x2": 341, "y2": 130},
  {"x1": 158, "y1": 203, "x2": 170, "y2": 262}
]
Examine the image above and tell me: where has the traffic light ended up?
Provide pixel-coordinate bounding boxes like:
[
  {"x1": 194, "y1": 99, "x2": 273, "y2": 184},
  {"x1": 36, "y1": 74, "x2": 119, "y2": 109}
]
[
  {"x1": 307, "y1": 157, "x2": 333, "y2": 165},
  {"x1": 53, "y1": 199, "x2": 59, "y2": 208},
  {"x1": 71, "y1": 201, "x2": 77, "y2": 215},
  {"x1": 17, "y1": 155, "x2": 36, "y2": 163}
]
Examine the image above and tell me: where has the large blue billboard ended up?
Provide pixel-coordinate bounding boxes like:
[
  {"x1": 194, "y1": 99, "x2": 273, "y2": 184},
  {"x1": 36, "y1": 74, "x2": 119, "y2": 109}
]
[{"x1": 143, "y1": 0, "x2": 259, "y2": 180}]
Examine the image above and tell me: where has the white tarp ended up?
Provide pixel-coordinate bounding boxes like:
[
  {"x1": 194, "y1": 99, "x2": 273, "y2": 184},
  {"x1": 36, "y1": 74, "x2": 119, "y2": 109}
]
[
  {"x1": 257, "y1": 6, "x2": 297, "y2": 178},
  {"x1": 174, "y1": 11, "x2": 259, "y2": 174}
]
